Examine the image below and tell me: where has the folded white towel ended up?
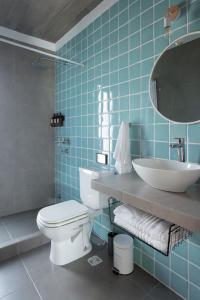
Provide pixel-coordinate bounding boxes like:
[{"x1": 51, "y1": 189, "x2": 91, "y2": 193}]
[
  {"x1": 114, "y1": 215, "x2": 170, "y2": 252},
  {"x1": 114, "y1": 204, "x2": 178, "y2": 252},
  {"x1": 114, "y1": 204, "x2": 172, "y2": 243},
  {"x1": 113, "y1": 121, "x2": 132, "y2": 174},
  {"x1": 114, "y1": 204, "x2": 148, "y2": 224}
]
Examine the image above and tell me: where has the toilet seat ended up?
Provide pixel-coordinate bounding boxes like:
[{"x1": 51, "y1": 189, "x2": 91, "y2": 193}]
[
  {"x1": 37, "y1": 200, "x2": 88, "y2": 228},
  {"x1": 37, "y1": 214, "x2": 89, "y2": 228}
]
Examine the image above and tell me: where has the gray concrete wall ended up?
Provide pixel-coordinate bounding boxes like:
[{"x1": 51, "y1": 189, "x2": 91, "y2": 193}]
[{"x1": 0, "y1": 43, "x2": 55, "y2": 217}]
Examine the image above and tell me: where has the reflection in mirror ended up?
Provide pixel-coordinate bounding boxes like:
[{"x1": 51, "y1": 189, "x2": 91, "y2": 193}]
[{"x1": 150, "y1": 33, "x2": 200, "y2": 124}]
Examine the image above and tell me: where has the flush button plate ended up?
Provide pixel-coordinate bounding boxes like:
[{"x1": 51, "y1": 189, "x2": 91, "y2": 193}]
[{"x1": 96, "y1": 153, "x2": 108, "y2": 165}]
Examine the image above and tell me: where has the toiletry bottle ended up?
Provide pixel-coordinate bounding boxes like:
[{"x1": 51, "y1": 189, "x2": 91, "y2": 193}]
[
  {"x1": 54, "y1": 114, "x2": 57, "y2": 125},
  {"x1": 50, "y1": 116, "x2": 54, "y2": 126},
  {"x1": 58, "y1": 113, "x2": 61, "y2": 124},
  {"x1": 55, "y1": 114, "x2": 58, "y2": 125}
]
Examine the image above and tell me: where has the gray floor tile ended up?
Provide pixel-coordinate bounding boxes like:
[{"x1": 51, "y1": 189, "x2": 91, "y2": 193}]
[
  {"x1": 0, "y1": 257, "x2": 31, "y2": 298},
  {"x1": 21, "y1": 244, "x2": 58, "y2": 279},
  {"x1": 0, "y1": 222, "x2": 11, "y2": 245},
  {"x1": 149, "y1": 283, "x2": 182, "y2": 300},
  {"x1": 142, "y1": 296, "x2": 154, "y2": 300},
  {"x1": 129, "y1": 264, "x2": 159, "y2": 293},
  {"x1": 22, "y1": 244, "x2": 148, "y2": 300},
  {"x1": 0, "y1": 282, "x2": 40, "y2": 300},
  {"x1": 8, "y1": 242, "x2": 182, "y2": 300},
  {"x1": 1, "y1": 210, "x2": 38, "y2": 240}
]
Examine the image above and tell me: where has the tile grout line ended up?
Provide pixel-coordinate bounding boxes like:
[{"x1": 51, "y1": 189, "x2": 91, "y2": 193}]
[
  {"x1": 134, "y1": 243, "x2": 200, "y2": 290},
  {"x1": 139, "y1": 259, "x2": 186, "y2": 300},
  {"x1": 1, "y1": 221, "x2": 13, "y2": 241},
  {"x1": 152, "y1": 0, "x2": 156, "y2": 160},
  {"x1": 60, "y1": 6, "x2": 192, "y2": 60},
  {"x1": 55, "y1": 0, "x2": 200, "y2": 297},
  {"x1": 20, "y1": 257, "x2": 44, "y2": 300},
  {"x1": 58, "y1": 16, "x2": 199, "y2": 69},
  {"x1": 139, "y1": 0, "x2": 142, "y2": 159},
  {"x1": 127, "y1": 0, "x2": 131, "y2": 124},
  {"x1": 0, "y1": 290, "x2": 23, "y2": 299}
]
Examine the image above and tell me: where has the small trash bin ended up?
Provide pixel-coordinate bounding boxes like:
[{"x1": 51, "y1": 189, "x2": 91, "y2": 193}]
[{"x1": 113, "y1": 234, "x2": 134, "y2": 275}]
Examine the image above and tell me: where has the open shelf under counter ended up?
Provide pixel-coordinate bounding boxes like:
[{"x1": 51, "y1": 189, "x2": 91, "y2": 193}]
[{"x1": 92, "y1": 172, "x2": 200, "y2": 232}]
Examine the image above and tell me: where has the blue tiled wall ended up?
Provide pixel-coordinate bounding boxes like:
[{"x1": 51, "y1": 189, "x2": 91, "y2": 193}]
[{"x1": 56, "y1": 0, "x2": 200, "y2": 299}]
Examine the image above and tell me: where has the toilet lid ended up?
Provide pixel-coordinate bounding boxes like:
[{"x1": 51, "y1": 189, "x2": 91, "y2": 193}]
[{"x1": 38, "y1": 200, "x2": 88, "y2": 224}]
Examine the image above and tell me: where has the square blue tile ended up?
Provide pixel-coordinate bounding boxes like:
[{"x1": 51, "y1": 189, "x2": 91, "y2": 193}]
[
  {"x1": 155, "y1": 124, "x2": 169, "y2": 142},
  {"x1": 189, "y1": 243, "x2": 200, "y2": 267},
  {"x1": 188, "y1": 124, "x2": 200, "y2": 143},
  {"x1": 129, "y1": 1, "x2": 140, "y2": 19},
  {"x1": 155, "y1": 142, "x2": 169, "y2": 159},
  {"x1": 171, "y1": 253, "x2": 188, "y2": 279},
  {"x1": 141, "y1": 8, "x2": 153, "y2": 28},
  {"x1": 142, "y1": 254, "x2": 154, "y2": 274},
  {"x1": 171, "y1": 272, "x2": 188, "y2": 299},
  {"x1": 155, "y1": 251, "x2": 170, "y2": 267},
  {"x1": 170, "y1": 124, "x2": 187, "y2": 142},
  {"x1": 141, "y1": 41, "x2": 154, "y2": 60},
  {"x1": 189, "y1": 263, "x2": 200, "y2": 287},
  {"x1": 189, "y1": 283, "x2": 200, "y2": 300},
  {"x1": 188, "y1": 144, "x2": 200, "y2": 164},
  {"x1": 155, "y1": 262, "x2": 170, "y2": 286},
  {"x1": 56, "y1": 1, "x2": 200, "y2": 298},
  {"x1": 141, "y1": 0, "x2": 153, "y2": 12}
]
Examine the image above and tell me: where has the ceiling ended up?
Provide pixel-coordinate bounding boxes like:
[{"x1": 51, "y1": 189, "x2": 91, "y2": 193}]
[{"x1": 0, "y1": 0, "x2": 103, "y2": 42}]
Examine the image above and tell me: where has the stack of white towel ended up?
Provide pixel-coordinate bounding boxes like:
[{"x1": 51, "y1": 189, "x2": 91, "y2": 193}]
[{"x1": 114, "y1": 204, "x2": 179, "y2": 252}]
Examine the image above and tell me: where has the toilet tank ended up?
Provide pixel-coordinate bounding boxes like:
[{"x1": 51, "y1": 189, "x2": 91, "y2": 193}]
[{"x1": 79, "y1": 168, "x2": 110, "y2": 210}]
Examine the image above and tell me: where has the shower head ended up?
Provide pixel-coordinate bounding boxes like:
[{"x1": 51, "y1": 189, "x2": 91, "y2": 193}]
[
  {"x1": 32, "y1": 56, "x2": 68, "y2": 69},
  {"x1": 32, "y1": 60, "x2": 49, "y2": 69},
  {"x1": 164, "y1": 5, "x2": 180, "y2": 37}
]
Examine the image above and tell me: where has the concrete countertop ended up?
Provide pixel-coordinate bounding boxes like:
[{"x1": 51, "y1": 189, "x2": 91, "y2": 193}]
[{"x1": 92, "y1": 172, "x2": 200, "y2": 232}]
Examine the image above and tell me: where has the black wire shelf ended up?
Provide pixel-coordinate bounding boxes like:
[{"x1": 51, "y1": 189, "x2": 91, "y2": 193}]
[{"x1": 108, "y1": 197, "x2": 192, "y2": 256}]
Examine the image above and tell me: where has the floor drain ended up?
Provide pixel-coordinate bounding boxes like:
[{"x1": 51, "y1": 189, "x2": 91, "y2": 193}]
[{"x1": 87, "y1": 255, "x2": 103, "y2": 267}]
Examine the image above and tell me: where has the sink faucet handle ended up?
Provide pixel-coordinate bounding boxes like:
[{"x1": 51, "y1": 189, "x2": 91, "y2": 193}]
[{"x1": 174, "y1": 137, "x2": 184, "y2": 144}]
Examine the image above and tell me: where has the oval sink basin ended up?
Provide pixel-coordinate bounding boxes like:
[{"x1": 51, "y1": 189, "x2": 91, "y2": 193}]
[{"x1": 132, "y1": 158, "x2": 200, "y2": 192}]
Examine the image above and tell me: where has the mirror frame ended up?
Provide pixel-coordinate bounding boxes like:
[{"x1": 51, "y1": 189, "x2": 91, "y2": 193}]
[{"x1": 149, "y1": 31, "x2": 200, "y2": 124}]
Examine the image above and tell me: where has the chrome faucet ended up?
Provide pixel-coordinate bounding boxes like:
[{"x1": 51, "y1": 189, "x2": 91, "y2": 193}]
[{"x1": 169, "y1": 138, "x2": 185, "y2": 162}]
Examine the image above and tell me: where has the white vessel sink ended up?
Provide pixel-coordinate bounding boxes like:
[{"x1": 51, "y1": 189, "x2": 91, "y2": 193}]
[{"x1": 132, "y1": 158, "x2": 200, "y2": 192}]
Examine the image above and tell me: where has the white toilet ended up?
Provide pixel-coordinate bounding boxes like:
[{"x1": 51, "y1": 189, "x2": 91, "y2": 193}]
[{"x1": 37, "y1": 168, "x2": 109, "y2": 266}]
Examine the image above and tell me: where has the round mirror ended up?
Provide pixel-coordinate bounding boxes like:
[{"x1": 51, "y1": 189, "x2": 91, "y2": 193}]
[{"x1": 149, "y1": 32, "x2": 200, "y2": 124}]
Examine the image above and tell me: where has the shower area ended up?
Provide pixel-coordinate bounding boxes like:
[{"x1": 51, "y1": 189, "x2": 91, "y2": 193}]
[{"x1": 0, "y1": 41, "x2": 55, "y2": 259}]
